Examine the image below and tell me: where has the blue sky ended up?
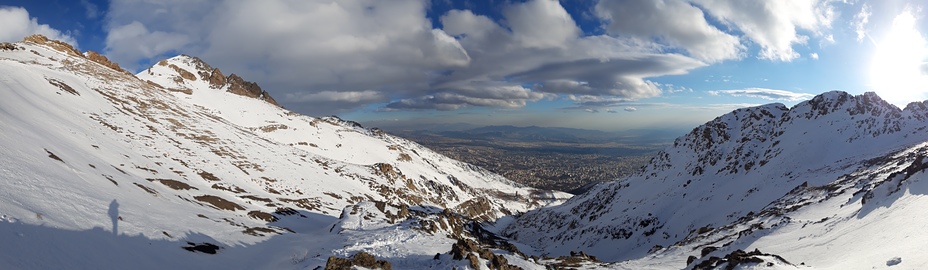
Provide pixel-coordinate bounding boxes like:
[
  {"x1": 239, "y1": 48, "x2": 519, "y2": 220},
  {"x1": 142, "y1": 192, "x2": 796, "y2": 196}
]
[{"x1": 1, "y1": 0, "x2": 927, "y2": 132}]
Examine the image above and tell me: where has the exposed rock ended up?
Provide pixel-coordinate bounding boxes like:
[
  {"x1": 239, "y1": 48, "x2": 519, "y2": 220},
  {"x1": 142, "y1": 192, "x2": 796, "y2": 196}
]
[
  {"x1": 148, "y1": 178, "x2": 197, "y2": 190},
  {"x1": 85, "y1": 51, "x2": 132, "y2": 76},
  {"x1": 169, "y1": 64, "x2": 197, "y2": 81},
  {"x1": 887, "y1": 257, "x2": 902, "y2": 266},
  {"x1": 208, "y1": 67, "x2": 226, "y2": 89},
  {"x1": 690, "y1": 248, "x2": 791, "y2": 270},
  {"x1": 22, "y1": 34, "x2": 82, "y2": 57},
  {"x1": 194, "y1": 195, "x2": 245, "y2": 211},
  {"x1": 451, "y1": 238, "x2": 481, "y2": 260},
  {"x1": 226, "y1": 73, "x2": 279, "y2": 106},
  {"x1": 46, "y1": 78, "x2": 79, "y2": 96},
  {"x1": 324, "y1": 251, "x2": 392, "y2": 270},
  {"x1": 0, "y1": 42, "x2": 20, "y2": 51},
  {"x1": 449, "y1": 238, "x2": 523, "y2": 270},
  {"x1": 247, "y1": 210, "x2": 278, "y2": 222}
]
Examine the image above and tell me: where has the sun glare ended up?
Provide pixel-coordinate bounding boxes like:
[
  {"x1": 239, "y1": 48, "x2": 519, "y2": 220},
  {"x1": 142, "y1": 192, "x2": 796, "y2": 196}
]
[{"x1": 870, "y1": 11, "x2": 928, "y2": 107}]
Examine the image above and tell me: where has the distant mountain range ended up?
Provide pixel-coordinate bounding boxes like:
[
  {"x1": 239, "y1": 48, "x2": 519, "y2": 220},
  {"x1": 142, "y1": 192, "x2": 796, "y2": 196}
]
[{"x1": 392, "y1": 124, "x2": 685, "y2": 145}]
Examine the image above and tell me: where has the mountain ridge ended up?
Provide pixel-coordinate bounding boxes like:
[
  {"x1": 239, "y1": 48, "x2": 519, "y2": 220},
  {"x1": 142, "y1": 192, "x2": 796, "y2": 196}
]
[
  {"x1": 6, "y1": 34, "x2": 928, "y2": 269},
  {"x1": 0, "y1": 35, "x2": 571, "y2": 269},
  {"x1": 504, "y1": 90, "x2": 928, "y2": 268}
]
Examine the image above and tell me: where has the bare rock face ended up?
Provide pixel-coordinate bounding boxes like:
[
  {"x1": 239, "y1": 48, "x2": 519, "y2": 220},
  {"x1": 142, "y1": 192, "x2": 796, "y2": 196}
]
[
  {"x1": 325, "y1": 252, "x2": 392, "y2": 270},
  {"x1": 146, "y1": 55, "x2": 281, "y2": 107},
  {"x1": 22, "y1": 34, "x2": 82, "y2": 57},
  {"x1": 207, "y1": 67, "x2": 226, "y2": 89},
  {"x1": 226, "y1": 74, "x2": 262, "y2": 99},
  {"x1": 226, "y1": 73, "x2": 280, "y2": 106},
  {"x1": 85, "y1": 51, "x2": 133, "y2": 76}
]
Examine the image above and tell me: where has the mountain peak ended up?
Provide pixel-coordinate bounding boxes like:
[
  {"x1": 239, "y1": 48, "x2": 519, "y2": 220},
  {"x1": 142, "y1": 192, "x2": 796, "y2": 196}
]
[
  {"x1": 140, "y1": 55, "x2": 279, "y2": 106},
  {"x1": 21, "y1": 34, "x2": 81, "y2": 57},
  {"x1": 506, "y1": 90, "x2": 928, "y2": 264}
]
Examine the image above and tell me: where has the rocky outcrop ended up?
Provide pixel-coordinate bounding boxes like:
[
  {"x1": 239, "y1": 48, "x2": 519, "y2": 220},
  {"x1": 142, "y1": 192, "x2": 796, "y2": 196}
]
[
  {"x1": 449, "y1": 239, "x2": 522, "y2": 270},
  {"x1": 85, "y1": 51, "x2": 133, "y2": 76},
  {"x1": 144, "y1": 55, "x2": 281, "y2": 107},
  {"x1": 324, "y1": 252, "x2": 392, "y2": 270},
  {"x1": 22, "y1": 34, "x2": 81, "y2": 57},
  {"x1": 226, "y1": 73, "x2": 279, "y2": 106}
]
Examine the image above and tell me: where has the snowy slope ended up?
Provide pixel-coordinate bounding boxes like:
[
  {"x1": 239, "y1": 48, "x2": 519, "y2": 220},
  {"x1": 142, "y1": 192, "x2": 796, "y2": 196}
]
[
  {"x1": 506, "y1": 91, "x2": 928, "y2": 269},
  {"x1": 0, "y1": 35, "x2": 568, "y2": 269}
]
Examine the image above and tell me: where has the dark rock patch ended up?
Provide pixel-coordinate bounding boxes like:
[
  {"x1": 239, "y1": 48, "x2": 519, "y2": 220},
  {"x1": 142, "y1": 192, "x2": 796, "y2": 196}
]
[
  {"x1": 194, "y1": 195, "x2": 244, "y2": 211},
  {"x1": 182, "y1": 242, "x2": 220, "y2": 254},
  {"x1": 324, "y1": 251, "x2": 391, "y2": 270}
]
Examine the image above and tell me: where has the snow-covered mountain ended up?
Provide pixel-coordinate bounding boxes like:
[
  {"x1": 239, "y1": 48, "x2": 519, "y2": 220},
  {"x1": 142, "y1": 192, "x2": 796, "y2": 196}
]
[
  {"x1": 506, "y1": 91, "x2": 928, "y2": 269},
  {"x1": 8, "y1": 34, "x2": 928, "y2": 270},
  {"x1": 0, "y1": 35, "x2": 569, "y2": 269}
]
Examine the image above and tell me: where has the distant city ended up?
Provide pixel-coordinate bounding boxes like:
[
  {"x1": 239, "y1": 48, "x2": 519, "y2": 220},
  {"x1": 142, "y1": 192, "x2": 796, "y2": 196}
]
[{"x1": 386, "y1": 125, "x2": 680, "y2": 193}]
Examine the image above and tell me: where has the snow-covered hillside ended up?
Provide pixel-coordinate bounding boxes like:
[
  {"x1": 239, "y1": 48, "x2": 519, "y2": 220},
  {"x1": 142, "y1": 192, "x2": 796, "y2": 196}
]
[
  {"x1": 0, "y1": 35, "x2": 569, "y2": 269},
  {"x1": 506, "y1": 91, "x2": 928, "y2": 269},
  {"x1": 8, "y1": 34, "x2": 928, "y2": 270}
]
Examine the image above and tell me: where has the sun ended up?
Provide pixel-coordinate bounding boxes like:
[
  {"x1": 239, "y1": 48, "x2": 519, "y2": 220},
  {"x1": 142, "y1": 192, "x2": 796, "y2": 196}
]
[{"x1": 870, "y1": 11, "x2": 928, "y2": 107}]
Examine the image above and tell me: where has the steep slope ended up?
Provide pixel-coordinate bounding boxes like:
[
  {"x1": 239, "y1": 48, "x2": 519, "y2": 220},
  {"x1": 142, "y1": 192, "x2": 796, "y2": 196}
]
[
  {"x1": 506, "y1": 91, "x2": 928, "y2": 269},
  {"x1": 0, "y1": 36, "x2": 568, "y2": 269}
]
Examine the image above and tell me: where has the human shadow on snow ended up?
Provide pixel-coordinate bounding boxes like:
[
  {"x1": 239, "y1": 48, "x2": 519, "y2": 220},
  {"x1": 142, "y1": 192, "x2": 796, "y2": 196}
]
[{"x1": 0, "y1": 209, "x2": 344, "y2": 270}]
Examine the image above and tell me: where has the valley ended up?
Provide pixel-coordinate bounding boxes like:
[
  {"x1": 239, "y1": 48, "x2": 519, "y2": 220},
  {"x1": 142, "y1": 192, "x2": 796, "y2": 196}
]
[{"x1": 389, "y1": 127, "x2": 672, "y2": 193}]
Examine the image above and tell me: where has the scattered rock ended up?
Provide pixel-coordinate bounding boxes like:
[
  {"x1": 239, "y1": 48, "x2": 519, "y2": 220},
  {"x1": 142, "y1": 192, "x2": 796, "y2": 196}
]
[
  {"x1": 247, "y1": 210, "x2": 278, "y2": 222},
  {"x1": 198, "y1": 171, "x2": 221, "y2": 181},
  {"x1": 887, "y1": 257, "x2": 902, "y2": 266},
  {"x1": 324, "y1": 251, "x2": 392, "y2": 270},
  {"x1": 85, "y1": 51, "x2": 132, "y2": 75},
  {"x1": 22, "y1": 34, "x2": 82, "y2": 57},
  {"x1": 449, "y1": 238, "x2": 524, "y2": 270},
  {"x1": 194, "y1": 195, "x2": 245, "y2": 211},
  {"x1": 690, "y1": 248, "x2": 791, "y2": 270},
  {"x1": 45, "y1": 149, "x2": 64, "y2": 163},
  {"x1": 0, "y1": 42, "x2": 20, "y2": 50},
  {"x1": 148, "y1": 178, "x2": 197, "y2": 190}
]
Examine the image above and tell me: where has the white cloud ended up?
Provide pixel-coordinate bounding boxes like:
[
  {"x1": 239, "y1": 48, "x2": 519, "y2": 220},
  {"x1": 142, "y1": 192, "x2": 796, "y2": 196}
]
[
  {"x1": 387, "y1": 84, "x2": 548, "y2": 110},
  {"x1": 711, "y1": 88, "x2": 815, "y2": 101},
  {"x1": 810, "y1": 52, "x2": 819, "y2": 59},
  {"x1": 0, "y1": 7, "x2": 78, "y2": 47},
  {"x1": 853, "y1": 4, "x2": 871, "y2": 42},
  {"x1": 105, "y1": 21, "x2": 190, "y2": 69},
  {"x1": 595, "y1": 0, "x2": 744, "y2": 62},
  {"x1": 692, "y1": 0, "x2": 837, "y2": 62},
  {"x1": 80, "y1": 0, "x2": 101, "y2": 19},
  {"x1": 102, "y1": 0, "x2": 711, "y2": 115},
  {"x1": 624, "y1": 107, "x2": 638, "y2": 112},
  {"x1": 595, "y1": 0, "x2": 839, "y2": 62},
  {"x1": 99, "y1": 0, "x2": 841, "y2": 116},
  {"x1": 566, "y1": 95, "x2": 634, "y2": 106},
  {"x1": 504, "y1": 0, "x2": 580, "y2": 49},
  {"x1": 284, "y1": 90, "x2": 385, "y2": 103}
]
